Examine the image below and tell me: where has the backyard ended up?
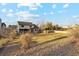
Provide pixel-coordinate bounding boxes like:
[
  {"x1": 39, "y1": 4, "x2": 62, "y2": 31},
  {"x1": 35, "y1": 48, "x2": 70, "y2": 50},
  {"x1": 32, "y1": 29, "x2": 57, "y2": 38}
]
[
  {"x1": 0, "y1": 31, "x2": 68, "y2": 48},
  {"x1": 0, "y1": 30, "x2": 72, "y2": 55}
]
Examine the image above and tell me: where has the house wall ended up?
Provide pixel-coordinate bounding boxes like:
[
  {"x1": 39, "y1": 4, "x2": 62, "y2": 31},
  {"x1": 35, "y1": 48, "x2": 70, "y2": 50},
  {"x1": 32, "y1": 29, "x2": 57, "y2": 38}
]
[
  {"x1": 17, "y1": 22, "x2": 39, "y2": 34},
  {"x1": 0, "y1": 19, "x2": 2, "y2": 35},
  {"x1": 19, "y1": 25, "x2": 30, "y2": 29},
  {"x1": 32, "y1": 28, "x2": 39, "y2": 33},
  {"x1": 17, "y1": 24, "x2": 31, "y2": 34}
]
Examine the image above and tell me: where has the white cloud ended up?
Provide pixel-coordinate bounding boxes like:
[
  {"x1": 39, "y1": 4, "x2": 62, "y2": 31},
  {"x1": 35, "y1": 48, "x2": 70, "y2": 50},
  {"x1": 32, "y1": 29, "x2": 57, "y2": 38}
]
[
  {"x1": 17, "y1": 3, "x2": 42, "y2": 10},
  {"x1": 58, "y1": 10, "x2": 66, "y2": 13},
  {"x1": 73, "y1": 15, "x2": 79, "y2": 19},
  {"x1": 58, "y1": 10, "x2": 63, "y2": 13},
  {"x1": 29, "y1": 7, "x2": 38, "y2": 10},
  {"x1": 17, "y1": 3, "x2": 41, "y2": 7},
  {"x1": 1, "y1": 3, "x2": 7, "y2": 5},
  {"x1": 17, "y1": 3, "x2": 31, "y2": 8},
  {"x1": 34, "y1": 14, "x2": 39, "y2": 17},
  {"x1": 1, "y1": 8, "x2": 6, "y2": 12},
  {"x1": 63, "y1": 4, "x2": 69, "y2": 8},
  {"x1": 16, "y1": 11, "x2": 40, "y2": 21},
  {"x1": 9, "y1": 9, "x2": 13, "y2": 12},
  {"x1": 73, "y1": 15, "x2": 77, "y2": 18},
  {"x1": 43, "y1": 12, "x2": 54, "y2": 15},
  {"x1": 7, "y1": 13, "x2": 14, "y2": 17},
  {"x1": 16, "y1": 11, "x2": 30, "y2": 18},
  {"x1": 52, "y1": 4, "x2": 56, "y2": 9},
  {"x1": 50, "y1": 12, "x2": 54, "y2": 15},
  {"x1": 43, "y1": 12, "x2": 47, "y2": 15},
  {"x1": 30, "y1": 3, "x2": 42, "y2": 10}
]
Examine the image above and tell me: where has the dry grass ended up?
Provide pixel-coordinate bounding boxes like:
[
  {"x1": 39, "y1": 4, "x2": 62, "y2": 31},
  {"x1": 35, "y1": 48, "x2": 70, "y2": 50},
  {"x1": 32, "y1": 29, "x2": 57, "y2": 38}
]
[
  {"x1": 8, "y1": 30, "x2": 17, "y2": 40},
  {"x1": 0, "y1": 38, "x2": 9, "y2": 47},
  {"x1": 68, "y1": 28, "x2": 79, "y2": 43},
  {"x1": 16, "y1": 36, "x2": 72, "y2": 56},
  {"x1": 0, "y1": 31, "x2": 68, "y2": 48},
  {"x1": 0, "y1": 31, "x2": 70, "y2": 56},
  {"x1": 32, "y1": 33, "x2": 67, "y2": 44},
  {"x1": 19, "y1": 33, "x2": 33, "y2": 49}
]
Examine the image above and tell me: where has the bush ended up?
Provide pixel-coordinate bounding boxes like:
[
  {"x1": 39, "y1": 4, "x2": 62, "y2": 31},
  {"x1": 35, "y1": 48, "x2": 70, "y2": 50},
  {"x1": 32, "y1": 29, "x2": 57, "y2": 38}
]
[
  {"x1": 8, "y1": 30, "x2": 17, "y2": 40},
  {"x1": 69, "y1": 28, "x2": 79, "y2": 42},
  {"x1": 71, "y1": 29, "x2": 79, "y2": 38},
  {"x1": 0, "y1": 38, "x2": 9, "y2": 47},
  {"x1": 19, "y1": 32, "x2": 33, "y2": 49}
]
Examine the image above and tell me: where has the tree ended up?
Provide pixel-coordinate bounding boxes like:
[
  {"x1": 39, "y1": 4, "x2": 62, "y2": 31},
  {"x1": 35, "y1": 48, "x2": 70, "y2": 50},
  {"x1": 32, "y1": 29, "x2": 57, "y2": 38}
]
[
  {"x1": 54, "y1": 24, "x2": 59, "y2": 30},
  {"x1": 45, "y1": 22, "x2": 54, "y2": 30},
  {"x1": 73, "y1": 24, "x2": 79, "y2": 28},
  {"x1": 53, "y1": 24, "x2": 63, "y2": 30},
  {"x1": 39, "y1": 22, "x2": 54, "y2": 33},
  {"x1": 39, "y1": 22, "x2": 55, "y2": 30}
]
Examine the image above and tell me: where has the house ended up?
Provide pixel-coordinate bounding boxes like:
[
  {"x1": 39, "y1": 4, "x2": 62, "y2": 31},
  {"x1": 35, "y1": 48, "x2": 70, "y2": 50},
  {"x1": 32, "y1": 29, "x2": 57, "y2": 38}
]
[
  {"x1": 0, "y1": 18, "x2": 6, "y2": 37},
  {"x1": 1, "y1": 23, "x2": 6, "y2": 32},
  {"x1": 7, "y1": 25, "x2": 17, "y2": 35},
  {"x1": 17, "y1": 21, "x2": 39, "y2": 34},
  {"x1": 8, "y1": 25, "x2": 17, "y2": 30},
  {"x1": 1, "y1": 23, "x2": 6, "y2": 28}
]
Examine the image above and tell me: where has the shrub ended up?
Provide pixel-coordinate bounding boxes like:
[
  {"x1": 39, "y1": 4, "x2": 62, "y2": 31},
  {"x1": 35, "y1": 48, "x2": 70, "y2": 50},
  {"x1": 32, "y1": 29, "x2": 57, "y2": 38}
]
[
  {"x1": 71, "y1": 29, "x2": 79, "y2": 38},
  {"x1": 69, "y1": 28, "x2": 79, "y2": 42},
  {"x1": 19, "y1": 32, "x2": 33, "y2": 49},
  {"x1": 0, "y1": 38, "x2": 9, "y2": 47},
  {"x1": 8, "y1": 30, "x2": 17, "y2": 40}
]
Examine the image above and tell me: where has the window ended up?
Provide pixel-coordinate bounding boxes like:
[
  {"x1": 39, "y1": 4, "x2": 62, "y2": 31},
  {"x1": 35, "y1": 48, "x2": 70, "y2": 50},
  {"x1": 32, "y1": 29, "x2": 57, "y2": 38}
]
[{"x1": 21, "y1": 25, "x2": 24, "y2": 27}]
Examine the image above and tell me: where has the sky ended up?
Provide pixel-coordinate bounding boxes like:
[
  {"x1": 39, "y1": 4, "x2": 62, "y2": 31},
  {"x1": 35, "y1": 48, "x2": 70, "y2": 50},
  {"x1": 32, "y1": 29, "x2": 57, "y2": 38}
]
[{"x1": 0, "y1": 3, "x2": 79, "y2": 26}]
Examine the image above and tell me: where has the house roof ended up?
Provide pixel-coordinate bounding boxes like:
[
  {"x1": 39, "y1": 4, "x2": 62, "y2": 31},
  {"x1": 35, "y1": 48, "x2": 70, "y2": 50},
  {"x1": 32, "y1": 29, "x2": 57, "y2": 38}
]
[
  {"x1": 8, "y1": 25, "x2": 17, "y2": 28},
  {"x1": 32, "y1": 24, "x2": 39, "y2": 28},
  {"x1": 17, "y1": 21, "x2": 32, "y2": 26},
  {"x1": 1, "y1": 23, "x2": 6, "y2": 27}
]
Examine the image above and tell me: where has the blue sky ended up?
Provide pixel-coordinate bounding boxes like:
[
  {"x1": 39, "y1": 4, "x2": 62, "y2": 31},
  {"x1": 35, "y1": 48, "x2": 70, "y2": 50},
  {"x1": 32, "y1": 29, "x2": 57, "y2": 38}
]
[{"x1": 0, "y1": 3, "x2": 79, "y2": 26}]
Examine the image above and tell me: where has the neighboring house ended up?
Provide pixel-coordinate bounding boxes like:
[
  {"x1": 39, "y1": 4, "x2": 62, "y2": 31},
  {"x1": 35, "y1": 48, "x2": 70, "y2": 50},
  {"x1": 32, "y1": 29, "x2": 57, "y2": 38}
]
[
  {"x1": 0, "y1": 18, "x2": 6, "y2": 37},
  {"x1": 8, "y1": 25, "x2": 17, "y2": 30},
  {"x1": 1, "y1": 22, "x2": 6, "y2": 32},
  {"x1": 1, "y1": 23, "x2": 6, "y2": 28},
  {"x1": 7, "y1": 25, "x2": 17, "y2": 35},
  {"x1": 31, "y1": 24, "x2": 40, "y2": 33},
  {"x1": 17, "y1": 21, "x2": 39, "y2": 34}
]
